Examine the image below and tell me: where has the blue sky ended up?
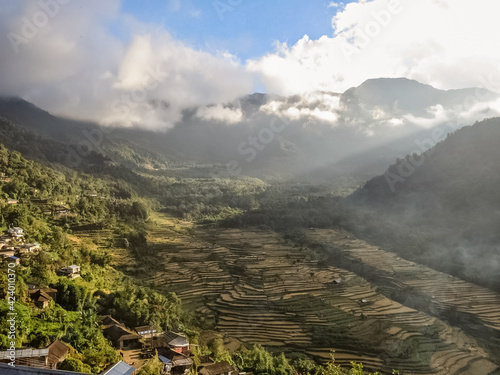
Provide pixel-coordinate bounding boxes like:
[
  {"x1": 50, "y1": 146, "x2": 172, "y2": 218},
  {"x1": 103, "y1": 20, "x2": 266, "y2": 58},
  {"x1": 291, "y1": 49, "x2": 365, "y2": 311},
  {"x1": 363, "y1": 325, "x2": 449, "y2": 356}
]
[{"x1": 121, "y1": 0, "x2": 352, "y2": 61}]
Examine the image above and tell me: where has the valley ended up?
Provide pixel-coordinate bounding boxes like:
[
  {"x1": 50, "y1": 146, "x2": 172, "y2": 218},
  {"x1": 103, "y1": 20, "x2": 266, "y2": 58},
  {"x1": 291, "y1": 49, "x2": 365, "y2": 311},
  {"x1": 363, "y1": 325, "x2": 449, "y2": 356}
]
[
  {"x1": 108, "y1": 213, "x2": 500, "y2": 375},
  {"x1": 3, "y1": 88, "x2": 500, "y2": 375},
  {"x1": 1, "y1": 2, "x2": 499, "y2": 374}
]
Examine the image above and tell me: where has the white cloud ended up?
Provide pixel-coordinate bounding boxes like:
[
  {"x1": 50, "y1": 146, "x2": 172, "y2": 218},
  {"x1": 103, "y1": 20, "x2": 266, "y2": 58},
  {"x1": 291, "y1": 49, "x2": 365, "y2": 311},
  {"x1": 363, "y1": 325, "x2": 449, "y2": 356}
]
[
  {"x1": 260, "y1": 91, "x2": 340, "y2": 123},
  {"x1": 249, "y1": 0, "x2": 500, "y2": 96},
  {"x1": 196, "y1": 104, "x2": 243, "y2": 124},
  {"x1": 388, "y1": 118, "x2": 403, "y2": 127},
  {"x1": 0, "y1": 0, "x2": 254, "y2": 130},
  {"x1": 404, "y1": 105, "x2": 448, "y2": 128},
  {"x1": 1, "y1": 0, "x2": 499, "y2": 131}
]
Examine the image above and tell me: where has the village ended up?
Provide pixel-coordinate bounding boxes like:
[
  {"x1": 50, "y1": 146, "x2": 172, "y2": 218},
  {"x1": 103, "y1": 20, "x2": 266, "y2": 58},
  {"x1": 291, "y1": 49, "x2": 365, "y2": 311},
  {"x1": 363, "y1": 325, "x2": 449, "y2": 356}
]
[
  {"x1": 0, "y1": 226, "x2": 40, "y2": 268},
  {"x1": 0, "y1": 318, "x2": 239, "y2": 375},
  {"x1": 0, "y1": 226, "x2": 245, "y2": 375}
]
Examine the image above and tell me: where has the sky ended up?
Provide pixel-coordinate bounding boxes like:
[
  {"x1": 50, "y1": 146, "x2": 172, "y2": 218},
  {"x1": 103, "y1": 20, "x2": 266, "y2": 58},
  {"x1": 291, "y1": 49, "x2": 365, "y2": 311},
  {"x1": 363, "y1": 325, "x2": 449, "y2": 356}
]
[
  {"x1": 121, "y1": 0, "x2": 347, "y2": 61},
  {"x1": 1, "y1": 0, "x2": 499, "y2": 129}
]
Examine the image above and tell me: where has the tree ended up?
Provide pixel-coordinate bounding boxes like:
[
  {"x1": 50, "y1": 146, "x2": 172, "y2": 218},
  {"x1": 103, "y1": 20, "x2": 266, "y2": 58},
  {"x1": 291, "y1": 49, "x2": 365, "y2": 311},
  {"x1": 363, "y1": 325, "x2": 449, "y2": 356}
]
[
  {"x1": 138, "y1": 354, "x2": 163, "y2": 375},
  {"x1": 59, "y1": 358, "x2": 92, "y2": 374}
]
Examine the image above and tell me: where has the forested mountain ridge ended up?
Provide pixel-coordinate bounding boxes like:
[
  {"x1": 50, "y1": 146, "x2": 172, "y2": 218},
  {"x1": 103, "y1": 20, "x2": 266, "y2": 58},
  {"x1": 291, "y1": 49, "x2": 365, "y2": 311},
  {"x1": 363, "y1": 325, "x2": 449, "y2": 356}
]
[
  {"x1": 2, "y1": 77, "x2": 498, "y2": 181},
  {"x1": 346, "y1": 117, "x2": 500, "y2": 289},
  {"x1": 0, "y1": 143, "x2": 187, "y2": 374}
]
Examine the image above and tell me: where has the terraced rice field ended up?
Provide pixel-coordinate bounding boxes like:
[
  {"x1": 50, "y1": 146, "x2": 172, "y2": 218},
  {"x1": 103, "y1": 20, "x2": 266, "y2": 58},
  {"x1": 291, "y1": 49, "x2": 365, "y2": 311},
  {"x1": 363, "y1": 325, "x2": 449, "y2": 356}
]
[
  {"x1": 135, "y1": 215, "x2": 500, "y2": 375},
  {"x1": 306, "y1": 229, "x2": 500, "y2": 372}
]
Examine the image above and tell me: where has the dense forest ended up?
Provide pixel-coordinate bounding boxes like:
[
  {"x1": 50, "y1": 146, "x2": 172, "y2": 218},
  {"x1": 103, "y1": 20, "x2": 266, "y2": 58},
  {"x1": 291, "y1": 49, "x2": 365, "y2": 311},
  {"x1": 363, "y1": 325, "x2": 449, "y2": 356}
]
[{"x1": 345, "y1": 118, "x2": 500, "y2": 290}]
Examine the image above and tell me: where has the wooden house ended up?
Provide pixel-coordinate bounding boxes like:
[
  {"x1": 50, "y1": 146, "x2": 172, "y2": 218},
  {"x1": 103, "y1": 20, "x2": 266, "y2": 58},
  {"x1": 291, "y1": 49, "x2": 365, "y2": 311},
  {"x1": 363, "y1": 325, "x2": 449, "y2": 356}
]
[
  {"x1": 100, "y1": 316, "x2": 140, "y2": 350},
  {"x1": 163, "y1": 331, "x2": 190, "y2": 354},
  {"x1": 156, "y1": 348, "x2": 193, "y2": 375},
  {"x1": 0, "y1": 340, "x2": 68, "y2": 370},
  {"x1": 29, "y1": 288, "x2": 57, "y2": 309}
]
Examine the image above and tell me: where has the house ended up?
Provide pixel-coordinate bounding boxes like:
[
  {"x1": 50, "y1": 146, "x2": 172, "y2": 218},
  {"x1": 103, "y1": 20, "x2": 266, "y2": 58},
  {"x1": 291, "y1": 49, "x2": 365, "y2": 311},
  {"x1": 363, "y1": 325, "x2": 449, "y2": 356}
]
[
  {"x1": 100, "y1": 315, "x2": 122, "y2": 327},
  {"x1": 100, "y1": 316, "x2": 140, "y2": 350},
  {"x1": 0, "y1": 340, "x2": 69, "y2": 370},
  {"x1": 199, "y1": 361, "x2": 238, "y2": 375},
  {"x1": 0, "y1": 347, "x2": 50, "y2": 369},
  {"x1": 0, "y1": 363, "x2": 85, "y2": 374},
  {"x1": 135, "y1": 325, "x2": 159, "y2": 339},
  {"x1": 101, "y1": 360, "x2": 136, "y2": 375},
  {"x1": 8, "y1": 227, "x2": 24, "y2": 238},
  {"x1": 163, "y1": 331, "x2": 190, "y2": 354},
  {"x1": 29, "y1": 288, "x2": 57, "y2": 309},
  {"x1": 0, "y1": 250, "x2": 15, "y2": 259},
  {"x1": 171, "y1": 354, "x2": 193, "y2": 374},
  {"x1": 156, "y1": 348, "x2": 193, "y2": 375},
  {"x1": 23, "y1": 243, "x2": 40, "y2": 252},
  {"x1": 103, "y1": 325, "x2": 140, "y2": 350},
  {"x1": 58, "y1": 265, "x2": 81, "y2": 278},
  {"x1": 47, "y1": 340, "x2": 70, "y2": 368},
  {"x1": 7, "y1": 256, "x2": 20, "y2": 265},
  {"x1": 158, "y1": 355, "x2": 173, "y2": 374},
  {"x1": 52, "y1": 206, "x2": 70, "y2": 218},
  {"x1": 7, "y1": 199, "x2": 18, "y2": 205}
]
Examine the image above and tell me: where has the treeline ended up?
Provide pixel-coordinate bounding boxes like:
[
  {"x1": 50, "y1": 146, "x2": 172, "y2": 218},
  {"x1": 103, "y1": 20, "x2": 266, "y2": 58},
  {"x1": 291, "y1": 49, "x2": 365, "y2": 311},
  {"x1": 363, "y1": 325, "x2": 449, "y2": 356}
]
[
  {"x1": 188, "y1": 339, "x2": 394, "y2": 375},
  {"x1": 0, "y1": 144, "x2": 151, "y2": 230}
]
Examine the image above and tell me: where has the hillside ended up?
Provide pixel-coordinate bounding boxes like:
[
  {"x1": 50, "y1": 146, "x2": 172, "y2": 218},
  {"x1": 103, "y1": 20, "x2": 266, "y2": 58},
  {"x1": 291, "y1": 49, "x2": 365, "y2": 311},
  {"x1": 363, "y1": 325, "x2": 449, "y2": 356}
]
[
  {"x1": 2, "y1": 77, "x2": 498, "y2": 181},
  {"x1": 347, "y1": 117, "x2": 500, "y2": 290}
]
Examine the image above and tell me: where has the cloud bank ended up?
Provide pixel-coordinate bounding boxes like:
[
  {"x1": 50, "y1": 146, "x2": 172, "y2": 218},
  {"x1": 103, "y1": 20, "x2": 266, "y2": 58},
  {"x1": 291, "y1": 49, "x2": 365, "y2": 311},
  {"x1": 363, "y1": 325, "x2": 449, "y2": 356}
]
[
  {"x1": 0, "y1": 0, "x2": 499, "y2": 130},
  {"x1": 0, "y1": 0, "x2": 253, "y2": 130},
  {"x1": 249, "y1": 0, "x2": 500, "y2": 95}
]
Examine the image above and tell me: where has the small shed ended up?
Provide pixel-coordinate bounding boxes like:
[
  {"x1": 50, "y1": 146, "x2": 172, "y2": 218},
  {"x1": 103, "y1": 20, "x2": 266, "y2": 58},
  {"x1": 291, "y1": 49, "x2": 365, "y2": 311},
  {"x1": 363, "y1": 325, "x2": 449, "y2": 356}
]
[
  {"x1": 47, "y1": 340, "x2": 70, "y2": 368},
  {"x1": 29, "y1": 288, "x2": 57, "y2": 309}
]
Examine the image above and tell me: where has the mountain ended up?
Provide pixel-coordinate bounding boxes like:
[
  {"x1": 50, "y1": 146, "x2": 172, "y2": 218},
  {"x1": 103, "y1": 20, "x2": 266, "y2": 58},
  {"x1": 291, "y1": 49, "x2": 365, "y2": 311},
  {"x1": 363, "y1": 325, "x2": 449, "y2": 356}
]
[
  {"x1": 346, "y1": 117, "x2": 500, "y2": 290},
  {"x1": 1, "y1": 78, "x2": 498, "y2": 180},
  {"x1": 0, "y1": 97, "x2": 174, "y2": 171}
]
